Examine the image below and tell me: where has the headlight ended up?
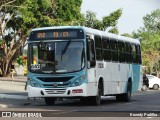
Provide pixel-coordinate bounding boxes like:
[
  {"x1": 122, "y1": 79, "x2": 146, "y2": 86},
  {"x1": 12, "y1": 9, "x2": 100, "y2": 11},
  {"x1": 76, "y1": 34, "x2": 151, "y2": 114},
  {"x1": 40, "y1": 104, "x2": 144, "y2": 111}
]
[
  {"x1": 70, "y1": 75, "x2": 86, "y2": 87},
  {"x1": 29, "y1": 80, "x2": 42, "y2": 87}
]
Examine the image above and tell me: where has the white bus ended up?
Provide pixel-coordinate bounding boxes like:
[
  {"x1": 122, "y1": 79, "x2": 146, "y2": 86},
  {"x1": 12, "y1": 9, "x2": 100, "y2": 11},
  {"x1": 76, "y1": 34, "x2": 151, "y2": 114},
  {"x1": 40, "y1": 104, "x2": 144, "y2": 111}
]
[{"x1": 26, "y1": 26, "x2": 142, "y2": 105}]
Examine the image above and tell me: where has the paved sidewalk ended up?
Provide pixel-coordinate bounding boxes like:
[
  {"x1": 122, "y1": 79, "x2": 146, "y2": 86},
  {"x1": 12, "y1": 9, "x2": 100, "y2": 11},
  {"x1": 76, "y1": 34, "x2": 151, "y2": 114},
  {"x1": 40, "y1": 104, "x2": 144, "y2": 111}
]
[
  {"x1": 0, "y1": 80, "x2": 26, "y2": 93},
  {"x1": 0, "y1": 75, "x2": 27, "y2": 100},
  {"x1": 0, "y1": 80, "x2": 28, "y2": 108}
]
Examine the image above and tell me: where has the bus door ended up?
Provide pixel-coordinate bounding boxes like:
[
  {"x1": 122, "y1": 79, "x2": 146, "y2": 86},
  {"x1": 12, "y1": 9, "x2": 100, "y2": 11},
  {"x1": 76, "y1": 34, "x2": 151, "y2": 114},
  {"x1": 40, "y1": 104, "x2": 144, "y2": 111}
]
[{"x1": 86, "y1": 35, "x2": 96, "y2": 83}]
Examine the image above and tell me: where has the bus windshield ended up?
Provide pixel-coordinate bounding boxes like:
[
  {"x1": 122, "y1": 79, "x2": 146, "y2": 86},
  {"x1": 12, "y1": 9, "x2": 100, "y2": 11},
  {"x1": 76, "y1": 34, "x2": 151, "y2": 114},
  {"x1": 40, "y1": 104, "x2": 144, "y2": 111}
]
[{"x1": 28, "y1": 41, "x2": 85, "y2": 74}]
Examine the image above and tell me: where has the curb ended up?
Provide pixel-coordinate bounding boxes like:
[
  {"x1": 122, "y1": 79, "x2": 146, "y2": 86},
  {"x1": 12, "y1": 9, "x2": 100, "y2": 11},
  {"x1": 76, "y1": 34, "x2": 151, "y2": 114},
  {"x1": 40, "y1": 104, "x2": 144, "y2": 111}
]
[
  {"x1": 0, "y1": 94, "x2": 28, "y2": 100},
  {"x1": 0, "y1": 104, "x2": 8, "y2": 108},
  {"x1": 0, "y1": 78, "x2": 27, "y2": 83},
  {"x1": 0, "y1": 80, "x2": 27, "y2": 83}
]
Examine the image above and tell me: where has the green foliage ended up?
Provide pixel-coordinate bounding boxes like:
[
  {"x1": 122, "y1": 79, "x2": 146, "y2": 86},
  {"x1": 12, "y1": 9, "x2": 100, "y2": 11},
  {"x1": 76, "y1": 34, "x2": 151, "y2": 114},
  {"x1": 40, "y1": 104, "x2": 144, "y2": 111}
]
[
  {"x1": 85, "y1": 11, "x2": 97, "y2": 28},
  {"x1": 16, "y1": 56, "x2": 26, "y2": 66},
  {"x1": 108, "y1": 27, "x2": 119, "y2": 35},
  {"x1": 121, "y1": 33, "x2": 133, "y2": 38},
  {"x1": 143, "y1": 9, "x2": 160, "y2": 33},
  {"x1": 134, "y1": 9, "x2": 160, "y2": 74},
  {"x1": 84, "y1": 9, "x2": 122, "y2": 32},
  {"x1": 102, "y1": 9, "x2": 122, "y2": 31},
  {"x1": 19, "y1": 0, "x2": 55, "y2": 30},
  {"x1": 0, "y1": 0, "x2": 84, "y2": 76},
  {"x1": 56, "y1": 0, "x2": 82, "y2": 21},
  {"x1": 0, "y1": 40, "x2": 2, "y2": 46}
]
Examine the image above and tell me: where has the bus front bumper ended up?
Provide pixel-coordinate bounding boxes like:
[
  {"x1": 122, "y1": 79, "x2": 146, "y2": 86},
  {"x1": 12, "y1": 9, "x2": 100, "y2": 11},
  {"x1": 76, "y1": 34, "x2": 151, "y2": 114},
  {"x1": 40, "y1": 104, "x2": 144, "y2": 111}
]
[{"x1": 27, "y1": 83, "x2": 97, "y2": 98}]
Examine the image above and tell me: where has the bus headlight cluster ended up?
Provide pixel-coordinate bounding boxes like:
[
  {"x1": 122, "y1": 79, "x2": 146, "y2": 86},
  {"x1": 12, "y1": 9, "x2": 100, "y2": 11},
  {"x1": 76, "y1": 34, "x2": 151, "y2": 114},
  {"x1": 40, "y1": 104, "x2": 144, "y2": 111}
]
[
  {"x1": 70, "y1": 75, "x2": 86, "y2": 87},
  {"x1": 29, "y1": 80, "x2": 42, "y2": 87}
]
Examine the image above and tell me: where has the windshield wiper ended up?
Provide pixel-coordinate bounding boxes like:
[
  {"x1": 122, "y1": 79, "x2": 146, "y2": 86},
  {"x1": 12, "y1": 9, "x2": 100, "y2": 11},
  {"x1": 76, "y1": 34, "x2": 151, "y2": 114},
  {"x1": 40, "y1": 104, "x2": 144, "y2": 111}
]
[
  {"x1": 62, "y1": 40, "x2": 71, "y2": 55},
  {"x1": 61, "y1": 40, "x2": 71, "y2": 61}
]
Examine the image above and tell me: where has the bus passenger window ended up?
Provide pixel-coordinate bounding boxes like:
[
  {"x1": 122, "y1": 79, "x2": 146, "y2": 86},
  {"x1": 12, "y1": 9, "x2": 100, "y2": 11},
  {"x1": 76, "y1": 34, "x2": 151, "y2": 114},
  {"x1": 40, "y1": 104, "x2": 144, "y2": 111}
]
[
  {"x1": 95, "y1": 36, "x2": 103, "y2": 60},
  {"x1": 131, "y1": 44, "x2": 136, "y2": 63},
  {"x1": 118, "y1": 41, "x2": 125, "y2": 63},
  {"x1": 102, "y1": 37, "x2": 111, "y2": 61},
  {"x1": 110, "y1": 40, "x2": 118, "y2": 62}
]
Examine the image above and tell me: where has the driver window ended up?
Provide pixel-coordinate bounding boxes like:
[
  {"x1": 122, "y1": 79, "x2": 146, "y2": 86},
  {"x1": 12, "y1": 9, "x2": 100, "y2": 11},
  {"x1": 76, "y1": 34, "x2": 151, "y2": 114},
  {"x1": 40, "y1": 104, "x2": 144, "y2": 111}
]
[{"x1": 32, "y1": 45, "x2": 38, "y2": 64}]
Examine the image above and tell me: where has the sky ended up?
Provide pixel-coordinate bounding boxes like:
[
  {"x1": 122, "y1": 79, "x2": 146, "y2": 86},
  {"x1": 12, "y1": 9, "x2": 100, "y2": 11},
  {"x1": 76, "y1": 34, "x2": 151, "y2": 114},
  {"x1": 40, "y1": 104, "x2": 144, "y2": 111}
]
[{"x1": 81, "y1": 0, "x2": 160, "y2": 34}]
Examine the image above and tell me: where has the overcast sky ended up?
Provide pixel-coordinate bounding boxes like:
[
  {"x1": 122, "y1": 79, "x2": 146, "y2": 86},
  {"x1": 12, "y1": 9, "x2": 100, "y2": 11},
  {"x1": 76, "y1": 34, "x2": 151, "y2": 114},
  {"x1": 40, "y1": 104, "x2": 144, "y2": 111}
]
[{"x1": 81, "y1": 0, "x2": 160, "y2": 34}]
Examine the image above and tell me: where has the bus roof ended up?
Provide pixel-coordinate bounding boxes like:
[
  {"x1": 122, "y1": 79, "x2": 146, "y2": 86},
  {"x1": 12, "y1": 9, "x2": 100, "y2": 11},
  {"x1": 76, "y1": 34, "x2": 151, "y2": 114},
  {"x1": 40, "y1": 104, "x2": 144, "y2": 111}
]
[{"x1": 31, "y1": 26, "x2": 140, "y2": 44}]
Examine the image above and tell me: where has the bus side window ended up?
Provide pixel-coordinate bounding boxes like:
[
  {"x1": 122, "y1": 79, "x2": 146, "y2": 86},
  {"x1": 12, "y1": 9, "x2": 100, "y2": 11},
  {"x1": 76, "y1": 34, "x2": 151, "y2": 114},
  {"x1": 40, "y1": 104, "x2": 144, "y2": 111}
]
[
  {"x1": 138, "y1": 45, "x2": 142, "y2": 64},
  {"x1": 87, "y1": 36, "x2": 96, "y2": 68},
  {"x1": 125, "y1": 42, "x2": 132, "y2": 63},
  {"x1": 136, "y1": 45, "x2": 142, "y2": 64},
  {"x1": 102, "y1": 37, "x2": 111, "y2": 61},
  {"x1": 131, "y1": 44, "x2": 136, "y2": 63},
  {"x1": 95, "y1": 35, "x2": 103, "y2": 61},
  {"x1": 118, "y1": 41, "x2": 125, "y2": 63},
  {"x1": 110, "y1": 39, "x2": 118, "y2": 62}
]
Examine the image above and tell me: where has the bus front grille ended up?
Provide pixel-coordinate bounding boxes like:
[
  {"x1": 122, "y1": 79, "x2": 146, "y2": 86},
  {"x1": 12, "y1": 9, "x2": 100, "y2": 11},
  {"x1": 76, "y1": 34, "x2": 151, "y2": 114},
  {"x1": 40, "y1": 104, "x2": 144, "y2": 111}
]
[
  {"x1": 45, "y1": 88, "x2": 66, "y2": 94},
  {"x1": 38, "y1": 77, "x2": 74, "y2": 82}
]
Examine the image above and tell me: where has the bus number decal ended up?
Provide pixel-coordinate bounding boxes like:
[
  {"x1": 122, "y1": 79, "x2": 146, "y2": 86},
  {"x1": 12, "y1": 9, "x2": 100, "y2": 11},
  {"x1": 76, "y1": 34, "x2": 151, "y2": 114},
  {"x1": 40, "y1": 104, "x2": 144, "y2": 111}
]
[{"x1": 31, "y1": 64, "x2": 41, "y2": 70}]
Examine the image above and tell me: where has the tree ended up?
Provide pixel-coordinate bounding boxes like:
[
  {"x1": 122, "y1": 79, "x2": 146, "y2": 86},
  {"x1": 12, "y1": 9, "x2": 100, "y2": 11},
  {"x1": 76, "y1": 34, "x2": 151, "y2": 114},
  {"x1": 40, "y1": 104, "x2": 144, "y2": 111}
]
[
  {"x1": 133, "y1": 9, "x2": 160, "y2": 75},
  {"x1": 102, "y1": 9, "x2": 122, "y2": 31},
  {"x1": 143, "y1": 9, "x2": 160, "y2": 33},
  {"x1": 121, "y1": 33, "x2": 133, "y2": 38},
  {"x1": 84, "y1": 11, "x2": 97, "y2": 28},
  {"x1": 0, "y1": 0, "x2": 84, "y2": 76},
  {"x1": 0, "y1": 1, "x2": 70, "y2": 76},
  {"x1": 0, "y1": 0, "x2": 27, "y2": 76},
  {"x1": 53, "y1": 0, "x2": 84, "y2": 26},
  {"x1": 84, "y1": 9, "x2": 122, "y2": 32},
  {"x1": 108, "y1": 27, "x2": 119, "y2": 35}
]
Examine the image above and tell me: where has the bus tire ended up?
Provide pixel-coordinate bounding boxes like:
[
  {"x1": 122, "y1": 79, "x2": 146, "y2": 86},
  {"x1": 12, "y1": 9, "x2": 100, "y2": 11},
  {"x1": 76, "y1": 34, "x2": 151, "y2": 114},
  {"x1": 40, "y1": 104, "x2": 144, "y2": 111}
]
[
  {"x1": 116, "y1": 94, "x2": 123, "y2": 101},
  {"x1": 80, "y1": 97, "x2": 89, "y2": 104},
  {"x1": 123, "y1": 80, "x2": 132, "y2": 102},
  {"x1": 116, "y1": 81, "x2": 132, "y2": 102},
  {"x1": 44, "y1": 97, "x2": 56, "y2": 105},
  {"x1": 91, "y1": 82, "x2": 102, "y2": 106}
]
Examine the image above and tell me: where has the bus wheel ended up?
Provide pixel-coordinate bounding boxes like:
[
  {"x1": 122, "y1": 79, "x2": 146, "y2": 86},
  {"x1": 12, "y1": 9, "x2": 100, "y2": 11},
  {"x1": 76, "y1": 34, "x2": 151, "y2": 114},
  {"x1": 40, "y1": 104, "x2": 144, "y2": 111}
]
[
  {"x1": 123, "y1": 81, "x2": 132, "y2": 102},
  {"x1": 44, "y1": 97, "x2": 56, "y2": 105},
  {"x1": 116, "y1": 81, "x2": 131, "y2": 102},
  {"x1": 92, "y1": 82, "x2": 102, "y2": 106},
  {"x1": 116, "y1": 94, "x2": 123, "y2": 101}
]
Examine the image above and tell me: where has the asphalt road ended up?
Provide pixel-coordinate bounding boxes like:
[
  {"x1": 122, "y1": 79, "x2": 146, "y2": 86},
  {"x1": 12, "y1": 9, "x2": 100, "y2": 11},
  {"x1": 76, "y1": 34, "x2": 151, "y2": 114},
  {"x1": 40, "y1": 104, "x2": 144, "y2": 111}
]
[
  {"x1": 0, "y1": 90, "x2": 160, "y2": 117},
  {"x1": 0, "y1": 80, "x2": 160, "y2": 119}
]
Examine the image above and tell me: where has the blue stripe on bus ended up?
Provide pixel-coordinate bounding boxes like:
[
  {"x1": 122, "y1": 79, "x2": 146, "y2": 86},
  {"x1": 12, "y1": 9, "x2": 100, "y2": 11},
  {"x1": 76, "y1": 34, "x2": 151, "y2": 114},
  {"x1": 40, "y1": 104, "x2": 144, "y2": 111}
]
[{"x1": 132, "y1": 64, "x2": 140, "y2": 92}]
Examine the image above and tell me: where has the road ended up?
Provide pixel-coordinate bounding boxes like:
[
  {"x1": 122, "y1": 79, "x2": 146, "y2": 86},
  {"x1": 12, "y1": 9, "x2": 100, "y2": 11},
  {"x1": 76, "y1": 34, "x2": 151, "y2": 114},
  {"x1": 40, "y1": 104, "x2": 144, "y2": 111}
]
[
  {"x1": 0, "y1": 80, "x2": 160, "y2": 119},
  {"x1": 0, "y1": 90, "x2": 160, "y2": 117}
]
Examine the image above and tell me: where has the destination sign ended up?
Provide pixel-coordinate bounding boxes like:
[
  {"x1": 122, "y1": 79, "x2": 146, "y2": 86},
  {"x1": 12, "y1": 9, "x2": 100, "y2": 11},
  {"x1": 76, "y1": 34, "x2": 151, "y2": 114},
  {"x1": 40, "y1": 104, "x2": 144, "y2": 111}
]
[
  {"x1": 28, "y1": 29, "x2": 84, "y2": 40},
  {"x1": 37, "y1": 31, "x2": 77, "y2": 39}
]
